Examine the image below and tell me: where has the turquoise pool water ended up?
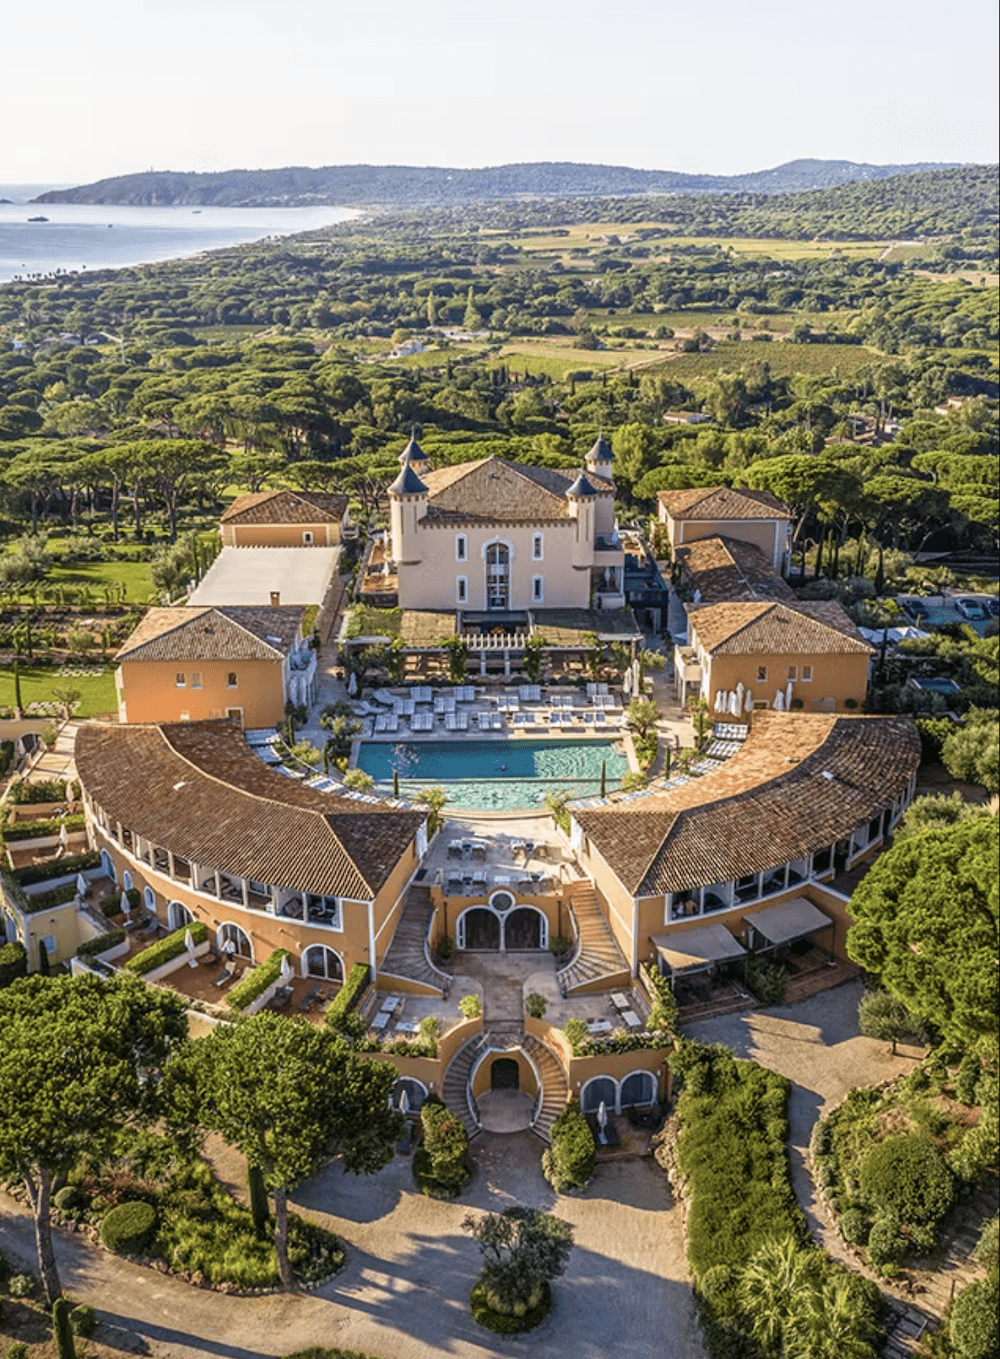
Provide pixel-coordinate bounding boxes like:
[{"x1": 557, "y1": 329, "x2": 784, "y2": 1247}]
[{"x1": 356, "y1": 739, "x2": 630, "y2": 812}]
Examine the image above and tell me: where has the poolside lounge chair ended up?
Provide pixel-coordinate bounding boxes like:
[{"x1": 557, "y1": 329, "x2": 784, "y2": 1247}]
[
  {"x1": 583, "y1": 711, "x2": 596, "y2": 727},
  {"x1": 477, "y1": 711, "x2": 492, "y2": 731},
  {"x1": 435, "y1": 695, "x2": 456, "y2": 714},
  {"x1": 455, "y1": 686, "x2": 477, "y2": 703},
  {"x1": 298, "y1": 985, "x2": 321, "y2": 1013},
  {"x1": 594, "y1": 711, "x2": 608, "y2": 726},
  {"x1": 372, "y1": 688, "x2": 396, "y2": 707},
  {"x1": 269, "y1": 985, "x2": 293, "y2": 1010},
  {"x1": 491, "y1": 712, "x2": 503, "y2": 730},
  {"x1": 211, "y1": 963, "x2": 235, "y2": 988}
]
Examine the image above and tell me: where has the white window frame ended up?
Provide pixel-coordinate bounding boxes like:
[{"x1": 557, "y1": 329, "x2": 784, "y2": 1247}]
[
  {"x1": 190, "y1": 671, "x2": 203, "y2": 689},
  {"x1": 801, "y1": 665, "x2": 813, "y2": 682},
  {"x1": 532, "y1": 574, "x2": 544, "y2": 603},
  {"x1": 532, "y1": 533, "x2": 544, "y2": 561},
  {"x1": 455, "y1": 533, "x2": 468, "y2": 562},
  {"x1": 457, "y1": 575, "x2": 468, "y2": 604},
  {"x1": 302, "y1": 530, "x2": 314, "y2": 544},
  {"x1": 756, "y1": 665, "x2": 768, "y2": 682},
  {"x1": 786, "y1": 665, "x2": 797, "y2": 681},
  {"x1": 226, "y1": 672, "x2": 238, "y2": 689},
  {"x1": 175, "y1": 673, "x2": 186, "y2": 688}
]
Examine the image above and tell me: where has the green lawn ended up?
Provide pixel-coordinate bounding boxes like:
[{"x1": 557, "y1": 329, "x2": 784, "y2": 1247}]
[
  {"x1": 648, "y1": 338, "x2": 880, "y2": 379},
  {"x1": 46, "y1": 559, "x2": 155, "y2": 604},
  {"x1": 0, "y1": 664, "x2": 118, "y2": 718}
]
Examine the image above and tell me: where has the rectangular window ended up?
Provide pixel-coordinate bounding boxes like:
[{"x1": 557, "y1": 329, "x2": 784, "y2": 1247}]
[
  {"x1": 532, "y1": 534, "x2": 543, "y2": 560},
  {"x1": 456, "y1": 535, "x2": 467, "y2": 562},
  {"x1": 175, "y1": 673, "x2": 186, "y2": 688},
  {"x1": 801, "y1": 665, "x2": 813, "y2": 682},
  {"x1": 226, "y1": 672, "x2": 238, "y2": 688},
  {"x1": 302, "y1": 531, "x2": 313, "y2": 544},
  {"x1": 457, "y1": 576, "x2": 468, "y2": 604},
  {"x1": 40, "y1": 934, "x2": 56, "y2": 956},
  {"x1": 190, "y1": 672, "x2": 203, "y2": 689},
  {"x1": 532, "y1": 575, "x2": 544, "y2": 602},
  {"x1": 786, "y1": 665, "x2": 797, "y2": 681},
  {"x1": 753, "y1": 699, "x2": 768, "y2": 710},
  {"x1": 756, "y1": 665, "x2": 768, "y2": 682}
]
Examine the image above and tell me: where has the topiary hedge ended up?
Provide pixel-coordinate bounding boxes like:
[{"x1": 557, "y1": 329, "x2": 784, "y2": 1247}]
[
  {"x1": 413, "y1": 1097, "x2": 469, "y2": 1198},
  {"x1": 226, "y1": 949, "x2": 292, "y2": 1012},
  {"x1": 325, "y1": 962, "x2": 369, "y2": 1030},
  {"x1": 101, "y1": 1200, "x2": 157, "y2": 1255},
  {"x1": 126, "y1": 921, "x2": 208, "y2": 975},
  {"x1": 859, "y1": 1133, "x2": 955, "y2": 1228},
  {"x1": 2, "y1": 813, "x2": 86, "y2": 843},
  {"x1": 13, "y1": 850, "x2": 100, "y2": 886},
  {"x1": 950, "y1": 1273, "x2": 1000, "y2": 1359},
  {"x1": 76, "y1": 928, "x2": 127, "y2": 959},
  {"x1": 470, "y1": 1279, "x2": 551, "y2": 1335},
  {"x1": 23, "y1": 881, "x2": 78, "y2": 911},
  {"x1": 542, "y1": 1099, "x2": 595, "y2": 1192}
]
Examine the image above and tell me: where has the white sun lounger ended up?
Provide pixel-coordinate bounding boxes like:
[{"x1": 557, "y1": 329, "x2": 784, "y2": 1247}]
[
  {"x1": 435, "y1": 695, "x2": 456, "y2": 714},
  {"x1": 477, "y1": 711, "x2": 492, "y2": 731}
]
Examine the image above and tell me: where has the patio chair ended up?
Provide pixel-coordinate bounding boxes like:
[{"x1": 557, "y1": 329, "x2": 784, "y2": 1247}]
[
  {"x1": 139, "y1": 916, "x2": 160, "y2": 938},
  {"x1": 269, "y1": 985, "x2": 293, "y2": 1010},
  {"x1": 477, "y1": 711, "x2": 491, "y2": 731},
  {"x1": 491, "y1": 712, "x2": 503, "y2": 730},
  {"x1": 210, "y1": 963, "x2": 235, "y2": 988},
  {"x1": 297, "y1": 985, "x2": 321, "y2": 1013}
]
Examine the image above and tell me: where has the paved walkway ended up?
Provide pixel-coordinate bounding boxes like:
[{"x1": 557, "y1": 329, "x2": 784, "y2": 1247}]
[{"x1": 1, "y1": 1132, "x2": 704, "y2": 1359}]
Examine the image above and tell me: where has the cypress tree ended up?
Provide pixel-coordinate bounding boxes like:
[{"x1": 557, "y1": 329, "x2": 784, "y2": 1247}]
[
  {"x1": 13, "y1": 659, "x2": 23, "y2": 716},
  {"x1": 38, "y1": 938, "x2": 51, "y2": 977},
  {"x1": 599, "y1": 760, "x2": 607, "y2": 798},
  {"x1": 52, "y1": 1297, "x2": 76, "y2": 1359}
]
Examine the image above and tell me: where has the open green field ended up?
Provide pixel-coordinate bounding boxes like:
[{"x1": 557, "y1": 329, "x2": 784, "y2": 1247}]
[
  {"x1": 494, "y1": 222, "x2": 890, "y2": 263},
  {"x1": 587, "y1": 307, "x2": 857, "y2": 336},
  {"x1": 647, "y1": 339, "x2": 880, "y2": 380},
  {"x1": 385, "y1": 343, "x2": 494, "y2": 369},
  {"x1": 494, "y1": 340, "x2": 642, "y2": 379},
  {"x1": 0, "y1": 664, "x2": 118, "y2": 718}
]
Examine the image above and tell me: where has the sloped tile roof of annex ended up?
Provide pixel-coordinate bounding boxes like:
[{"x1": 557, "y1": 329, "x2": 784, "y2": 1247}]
[
  {"x1": 573, "y1": 712, "x2": 920, "y2": 896},
  {"x1": 688, "y1": 599, "x2": 872, "y2": 655},
  {"x1": 75, "y1": 721, "x2": 425, "y2": 900},
  {"x1": 676, "y1": 535, "x2": 798, "y2": 604},
  {"x1": 220, "y1": 489, "x2": 349, "y2": 525},
  {"x1": 420, "y1": 457, "x2": 577, "y2": 523},
  {"x1": 657, "y1": 486, "x2": 791, "y2": 521},
  {"x1": 116, "y1": 606, "x2": 304, "y2": 663}
]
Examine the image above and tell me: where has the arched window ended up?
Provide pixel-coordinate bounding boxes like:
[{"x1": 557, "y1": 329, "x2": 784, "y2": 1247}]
[
  {"x1": 392, "y1": 1077, "x2": 427, "y2": 1113},
  {"x1": 143, "y1": 886, "x2": 157, "y2": 916},
  {"x1": 485, "y1": 541, "x2": 510, "y2": 610},
  {"x1": 99, "y1": 849, "x2": 117, "y2": 883},
  {"x1": 581, "y1": 1076, "x2": 617, "y2": 1114},
  {"x1": 620, "y1": 1070, "x2": 656, "y2": 1108},
  {"x1": 302, "y1": 945, "x2": 344, "y2": 981},
  {"x1": 218, "y1": 923, "x2": 253, "y2": 960},
  {"x1": 167, "y1": 901, "x2": 193, "y2": 931}
]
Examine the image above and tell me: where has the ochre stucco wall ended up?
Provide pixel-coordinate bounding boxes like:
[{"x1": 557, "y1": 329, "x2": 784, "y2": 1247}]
[
  {"x1": 117, "y1": 657, "x2": 286, "y2": 727},
  {"x1": 222, "y1": 521, "x2": 341, "y2": 547},
  {"x1": 698, "y1": 647, "x2": 870, "y2": 713}
]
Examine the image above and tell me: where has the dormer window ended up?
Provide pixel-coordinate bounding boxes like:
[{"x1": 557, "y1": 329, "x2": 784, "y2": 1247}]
[
  {"x1": 532, "y1": 533, "x2": 543, "y2": 561},
  {"x1": 456, "y1": 534, "x2": 467, "y2": 562}
]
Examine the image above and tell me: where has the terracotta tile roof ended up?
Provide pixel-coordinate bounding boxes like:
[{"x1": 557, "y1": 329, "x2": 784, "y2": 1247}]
[
  {"x1": 220, "y1": 489, "x2": 348, "y2": 525},
  {"x1": 116, "y1": 606, "x2": 304, "y2": 663},
  {"x1": 676, "y1": 536, "x2": 797, "y2": 604},
  {"x1": 574, "y1": 713, "x2": 920, "y2": 895},
  {"x1": 688, "y1": 600, "x2": 871, "y2": 656},
  {"x1": 657, "y1": 486, "x2": 791, "y2": 521},
  {"x1": 421, "y1": 457, "x2": 576, "y2": 522},
  {"x1": 75, "y1": 721, "x2": 424, "y2": 899}
]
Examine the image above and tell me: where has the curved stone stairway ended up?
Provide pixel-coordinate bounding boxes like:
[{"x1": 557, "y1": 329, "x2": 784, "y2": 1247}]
[
  {"x1": 557, "y1": 882, "x2": 630, "y2": 996},
  {"x1": 523, "y1": 1034, "x2": 569, "y2": 1142},
  {"x1": 442, "y1": 1035, "x2": 488, "y2": 1139},
  {"x1": 379, "y1": 885, "x2": 450, "y2": 996}
]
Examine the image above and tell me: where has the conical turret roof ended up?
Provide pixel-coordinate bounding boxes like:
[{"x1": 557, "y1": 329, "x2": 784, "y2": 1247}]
[
  {"x1": 388, "y1": 461, "x2": 428, "y2": 496},
  {"x1": 587, "y1": 432, "x2": 614, "y2": 463},
  {"x1": 566, "y1": 469, "x2": 598, "y2": 499},
  {"x1": 399, "y1": 432, "x2": 429, "y2": 465}
]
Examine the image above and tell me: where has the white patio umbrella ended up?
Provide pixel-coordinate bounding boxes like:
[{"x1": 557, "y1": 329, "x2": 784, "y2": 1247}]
[
  {"x1": 58, "y1": 822, "x2": 69, "y2": 846},
  {"x1": 744, "y1": 690, "x2": 754, "y2": 713},
  {"x1": 785, "y1": 679, "x2": 793, "y2": 710},
  {"x1": 597, "y1": 1100, "x2": 609, "y2": 1144},
  {"x1": 75, "y1": 872, "x2": 88, "y2": 897},
  {"x1": 714, "y1": 690, "x2": 725, "y2": 712},
  {"x1": 120, "y1": 889, "x2": 131, "y2": 917},
  {"x1": 622, "y1": 668, "x2": 632, "y2": 697},
  {"x1": 735, "y1": 681, "x2": 744, "y2": 712},
  {"x1": 773, "y1": 690, "x2": 785, "y2": 711},
  {"x1": 184, "y1": 928, "x2": 196, "y2": 952},
  {"x1": 728, "y1": 691, "x2": 740, "y2": 716},
  {"x1": 347, "y1": 671, "x2": 358, "y2": 697},
  {"x1": 280, "y1": 955, "x2": 294, "y2": 983},
  {"x1": 398, "y1": 1087, "x2": 410, "y2": 1116}
]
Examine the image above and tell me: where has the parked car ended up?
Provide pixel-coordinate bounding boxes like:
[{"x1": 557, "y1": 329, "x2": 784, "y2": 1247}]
[
  {"x1": 955, "y1": 598, "x2": 988, "y2": 620},
  {"x1": 905, "y1": 598, "x2": 930, "y2": 621},
  {"x1": 987, "y1": 598, "x2": 1000, "y2": 618}
]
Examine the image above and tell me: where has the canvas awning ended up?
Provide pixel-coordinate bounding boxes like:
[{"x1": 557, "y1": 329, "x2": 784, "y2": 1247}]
[
  {"x1": 743, "y1": 897, "x2": 832, "y2": 948},
  {"x1": 651, "y1": 923, "x2": 748, "y2": 975}
]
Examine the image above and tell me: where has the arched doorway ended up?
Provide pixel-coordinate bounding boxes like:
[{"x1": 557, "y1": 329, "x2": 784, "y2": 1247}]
[
  {"x1": 504, "y1": 906, "x2": 546, "y2": 951},
  {"x1": 459, "y1": 907, "x2": 501, "y2": 950},
  {"x1": 392, "y1": 1077, "x2": 427, "y2": 1113},
  {"x1": 581, "y1": 1076, "x2": 617, "y2": 1114},
  {"x1": 218, "y1": 922, "x2": 253, "y2": 961},
  {"x1": 99, "y1": 849, "x2": 116, "y2": 883},
  {"x1": 303, "y1": 944, "x2": 344, "y2": 982},
  {"x1": 167, "y1": 901, "x2": 193, "y2": 931},
  {"x1": 620, "y1": 1070, "x2": 656, "y2": 1109},
  {"x1": 491, "y1": 1057, "x2": 520, "y2": 1091}
]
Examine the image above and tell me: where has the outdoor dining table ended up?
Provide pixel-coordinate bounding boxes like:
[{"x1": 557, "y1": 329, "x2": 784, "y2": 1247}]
[
  {"x1": 621, "y1": 1010, "x2": 642, "y2": 1029},
  {"x1": 587, "y1": 1019, "x2": 612, "y2": 1035},
  {"x1": 371, "y1": 1011, "x2": 391, "y2": 1031},
  {"x1": 381, "y1": 994, "x2": 403, "y2": 1012},
  {"x1": 394, "y1": 1019, "x2": 419, "y2": 1034},
  {"x1": 610, "y1": 992, "x2": 630, "y2": 1010}
]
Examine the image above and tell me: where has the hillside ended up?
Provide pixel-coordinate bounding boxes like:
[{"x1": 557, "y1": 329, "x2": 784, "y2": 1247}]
[{"x1": 33, "y1": 158, "x2": 956, "y2": 208}]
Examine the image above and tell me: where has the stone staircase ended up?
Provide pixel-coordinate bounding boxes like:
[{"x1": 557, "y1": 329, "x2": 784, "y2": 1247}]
[
  {"x1": 379, "y1": 886, "x2": 450, "y2": 996},
  {"x1": 524, "y1": 1034, "x2": 570, "y2": 1143},
  {"x1": 557, "y1": 882, "x2": 631, "y2": 996},
  {"x1": 442, "y1": 1035, "x2": 486, "y2": 1139}
]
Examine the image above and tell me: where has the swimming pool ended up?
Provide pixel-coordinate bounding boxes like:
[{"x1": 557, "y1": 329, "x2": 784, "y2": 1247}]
[{"x1": 355, "y1": 739, "x2": 630, "y2": 812}]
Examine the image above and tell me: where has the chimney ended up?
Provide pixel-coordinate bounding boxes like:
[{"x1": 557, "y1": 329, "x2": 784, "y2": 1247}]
[{"x1": 270, "y1": 591, "x2": 280, "y2": 609}]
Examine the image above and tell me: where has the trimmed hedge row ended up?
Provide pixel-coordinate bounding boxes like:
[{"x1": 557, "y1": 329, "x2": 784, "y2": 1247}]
[
  {"x1": 0, "y1": 941, "x2": 28, "y2": 987},
  {"x1": 226, "y1": 949, "x2": 292, "y2": 1012},
  {"x1": 2, "y1": 813, "x2": 86, "y2": 843},
  {"x1": 126, "y1": 921, "x2": 208, "y2": 975},
  {"x1": 13, "y1": 850, "x2": 100, "y2": 885},
  {"x1": 325, "y1": 963, "x2": 370, "y2": 1030},
  {"x1": 101, "y1": 1201, "x2": 157, "y2": 1254},
  {"x1": 23, "y1": 881, "x2": 78, "y2": 912},
  {"x1": 77, "y1": 928, "x2": 127, "y2": 959}
]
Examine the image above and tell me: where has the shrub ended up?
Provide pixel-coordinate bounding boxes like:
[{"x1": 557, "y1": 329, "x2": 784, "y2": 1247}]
[
  {"x1": 54, "y1": 1185, "x2": 83, "y2": 1213},
  {"x1": 435, "y1": 933, "x2": 456, "y2": 961},
  {"x1": 542, "y1": 1099, "x2": 595, "y2": 1192},
  {"x1": 125, "y1": 921, "x2": 208, "y2": 975},
  {"x1": 859, "y1": 1134, "x2": 954, "y2": 1227},
  {"x1": 866, "y1": 1211, "x2": 905, "y2": 1273},
  {"x1": 955, "y1": 1051, "x2": 982, "y2": 1105},
  {"x1": 746, "y1": 959, "x2": 788, "y2": 1007},
  {"x1": 325, "y1": 962, "x2": 369, "y2": 1030},
  {"x1": 975, "y1": 1215, "x2": 999, "y2": 1271},
  {"x1": 1, "y1": 813, "x2": 86, "y2": 843},
  {"x1": 525, "y1": 992, "x2": 547, "y2": 1019},
  {"x1": 7, "y1": 1345, "x2": 29, "y2": 1359},
  {"x1": 458, "y1": 993, "x2": 482, "y2": 1019},
  {"x1": 0, "y1": 941, "x2": 27, "y2": 988},
  {"x1": 413, "y1": 1098, "x2": 469, "y2": 1198},
  {"x1": 100, "y1": 1200, "x2": 157, "y2": 1254},
  {"x1": 8, "y1": 1274, "x2": 35, "y2": 1297},
  {"x1": 225, "y1": 950, "x2": 292, "y2": 1012},
  {"x1": 70, "y1": 1303, "x2": 98, "y2": 1337},
  {"x1": 950, "y1": 1274, "x2": 1000, "y2": 1359},
  {"x1": 76, "y1": 928, "x2": 126, "y2": 959},
  {"x1": 26, "y1": 882, "x2": 78, "y2": 911},
  {"x1": 13, "y1": 850, "x2": 100, "y2": 885},
  {"x1": 840, "y1": 1207, "x2": 870, "y2": 1245},
  {"x1": 640, "y1": 961, "x2": 678, "y2": 1035},
  {"x1": 470, "y1": 1279, "x2": 551, "y2": 1334},
  {"x1": 53, "y1": 1297, "x2": 75, "y2": 1359}
]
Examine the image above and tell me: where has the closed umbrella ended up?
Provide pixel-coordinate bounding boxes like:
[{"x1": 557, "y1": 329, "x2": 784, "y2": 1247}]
[
  {"x1": 785, "y1": 680, "x2": 793, "y2": 710},
  {"x1": 744, "y1": 690, "x2": 753, "y2": 713},
  {"x1": 76, "y1": 872, "x2": 88, "y2": 897},
  {"x1": 735, "y1": 682, "x2": 744, "y2": 712},
  {"x1": 729, "y1": 691, "x2": 739, "y2": 716},
  {"x1": 597, "y1": 1100, "x2": 609, "y2": 1145},
  {"x1": 714, "y1": 690, "x2": 725, "y2": 712},
  {"x1": 120, "y1": 890, "x2": 131, "y2": 917},
  {"x1": 280, "y1": 955, "x2": 294, "y2": 983},
  {"x1": 774, "y1": 690, "x2": 785, "y2": 711},
  {"x1": 59, "y1": 822, "x2": 69, "y2": 846},
  {"x1": 347, "y1": 671, "x2": 357, "y2": 697},
  {"x1": 398, "y1": 1087, "x2": 410, "y2": 1116}
]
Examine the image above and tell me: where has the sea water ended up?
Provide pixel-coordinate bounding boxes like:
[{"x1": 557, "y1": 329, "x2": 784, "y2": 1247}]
[{"x1": 0, "y1": 186, "x2": 357, "y2": 284}]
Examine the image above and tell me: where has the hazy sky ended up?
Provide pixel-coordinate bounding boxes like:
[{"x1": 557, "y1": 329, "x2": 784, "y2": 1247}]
[{"x1": 9, "y1": 0, "x2": 998, "y2": 184}]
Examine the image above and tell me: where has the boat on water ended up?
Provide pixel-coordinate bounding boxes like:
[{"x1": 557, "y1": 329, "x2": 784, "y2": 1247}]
[{"x1": 27, "y1": 215, "x2": 49, "y2": 222}]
